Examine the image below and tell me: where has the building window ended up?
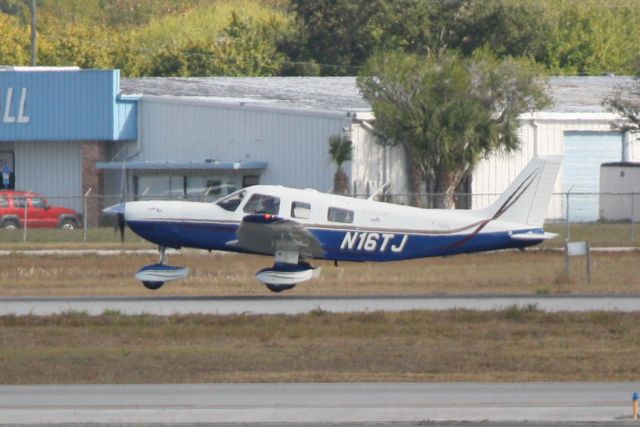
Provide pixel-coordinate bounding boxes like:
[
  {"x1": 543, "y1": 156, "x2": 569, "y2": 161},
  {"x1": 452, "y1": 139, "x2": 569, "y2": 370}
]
[
  {"x1": 243, "y1": 175, "x2": 259, "y2": 187},
  {"x1": 187, "y1": 176, "x2": 236, "y2": 201},
  {"x1": 327, "y1": 207, "x2": 354, "y2": 223},
  {"x1": 134, "y1": 174, "x2": 240, "y2": 201},
  {"x1": 291, "y1": 201, "x2": 311, "y2": 219},
  {"x1": 136, "y1": 175, "x2": 183, "y2": 199},
  {"x1": 243, "y1": 193, "x2": 280, "y2": 215},
  {"x1": 0, "y1": 151, "x2": 15, "y2": 190}
]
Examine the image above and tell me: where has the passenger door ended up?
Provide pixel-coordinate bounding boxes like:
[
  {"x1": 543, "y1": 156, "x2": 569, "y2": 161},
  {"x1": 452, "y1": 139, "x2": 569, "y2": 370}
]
[
  {"x1": 11, "y1": 195, "x2": 28, "y2": 226},
  {"x1": 28, "y1": 197, "x2": 52, "y2": 228}
]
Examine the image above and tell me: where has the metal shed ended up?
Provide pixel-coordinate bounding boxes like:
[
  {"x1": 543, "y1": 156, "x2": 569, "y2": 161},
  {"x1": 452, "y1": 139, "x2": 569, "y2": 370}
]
[{"x1": 600, "y1": 162, "x2": 640, "y2": 221}]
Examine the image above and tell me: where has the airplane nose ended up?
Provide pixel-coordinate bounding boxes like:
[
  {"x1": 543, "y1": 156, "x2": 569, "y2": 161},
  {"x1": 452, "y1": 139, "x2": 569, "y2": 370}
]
[{"x1": 102, "y1": 202, "x2": 126, "y2": 216}]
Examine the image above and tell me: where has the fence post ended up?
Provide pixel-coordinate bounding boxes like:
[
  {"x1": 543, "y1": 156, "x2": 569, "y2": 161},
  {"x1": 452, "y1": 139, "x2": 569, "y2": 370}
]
[
  {"x1": 564, "y1": 240, "x2": 570, "y2": 278},
  {"x1": 83, "y1": 187, "x2": 92, "y2": 242},
  {"x1": 22, "y1": 197, "x2": 28, "y2": 242},
  {"x1": 586, "y1": 242, "x2": 592, "y2": 285},
  {"x1": 632, "y1": 187, "x2": 639, "y2": 243},
  {"x1": 565, "y1": 190, "x2": 571, "y2": 243},
  {"x1": 566, "y1": 241, "x2": 591, "y2": 284}
]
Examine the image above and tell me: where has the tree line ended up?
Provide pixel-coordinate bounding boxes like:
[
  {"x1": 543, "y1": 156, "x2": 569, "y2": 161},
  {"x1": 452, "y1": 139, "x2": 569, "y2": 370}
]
[
  {"x1": 1, "y1": 0, "x2": 640, "y2": 77},
  {"x1": 3, "y1": 0, "x2": 640, "y2": 207}
]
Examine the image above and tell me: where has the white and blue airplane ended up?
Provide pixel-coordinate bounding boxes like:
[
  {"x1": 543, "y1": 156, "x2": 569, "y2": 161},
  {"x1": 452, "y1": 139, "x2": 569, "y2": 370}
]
[{"x1": 106, "y1": 156, "x2": 561, "y2": 292}]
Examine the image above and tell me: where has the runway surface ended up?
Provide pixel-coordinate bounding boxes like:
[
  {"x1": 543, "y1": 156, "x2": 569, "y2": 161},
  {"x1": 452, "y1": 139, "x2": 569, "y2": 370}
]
[
  {"x1": 2, "y1": 294, "x2": 640, "y2": 315},
  {"x1": 0, "y1": 382, "x2": 636, "y2": 424}
]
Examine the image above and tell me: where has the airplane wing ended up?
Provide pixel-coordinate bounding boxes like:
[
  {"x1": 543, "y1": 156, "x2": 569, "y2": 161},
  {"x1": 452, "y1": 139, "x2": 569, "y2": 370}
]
[{"x1": 227, "y1": 214, "x2": 324, "y2": 259}]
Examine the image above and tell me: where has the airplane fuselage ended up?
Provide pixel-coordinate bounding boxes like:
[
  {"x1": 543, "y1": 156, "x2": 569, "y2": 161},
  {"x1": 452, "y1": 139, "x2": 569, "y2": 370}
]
[{"x1": 125, "y1": 185, "x2": 545, "y2": 263}]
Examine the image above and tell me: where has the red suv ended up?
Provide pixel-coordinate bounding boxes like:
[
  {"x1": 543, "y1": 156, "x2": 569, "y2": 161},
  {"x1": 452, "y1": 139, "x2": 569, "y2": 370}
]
[{"x1": 0, "y1": 191, "x2": 83, "y2": 229}]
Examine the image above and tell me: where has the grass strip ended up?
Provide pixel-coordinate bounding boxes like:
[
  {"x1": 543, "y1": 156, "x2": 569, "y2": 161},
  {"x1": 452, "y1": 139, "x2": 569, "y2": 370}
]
[
  {"x1": 1, "y1": 308, "x2": 639, "y2": 384},
  {"x1": 0, "y1": 250, "x2": 638, "y2": 296}
]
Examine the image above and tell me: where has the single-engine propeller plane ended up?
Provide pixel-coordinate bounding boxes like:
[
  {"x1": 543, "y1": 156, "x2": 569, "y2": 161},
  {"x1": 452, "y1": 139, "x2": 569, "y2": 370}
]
[{"x1": 105, "y1": 156, "x2": 561, "y2": 292}]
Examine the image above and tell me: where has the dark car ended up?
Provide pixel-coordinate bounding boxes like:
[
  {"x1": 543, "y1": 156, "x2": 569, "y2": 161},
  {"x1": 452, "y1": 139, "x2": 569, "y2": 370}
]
[{"x1": 0, "y1": 191, "x2": 82, "y2": 229}]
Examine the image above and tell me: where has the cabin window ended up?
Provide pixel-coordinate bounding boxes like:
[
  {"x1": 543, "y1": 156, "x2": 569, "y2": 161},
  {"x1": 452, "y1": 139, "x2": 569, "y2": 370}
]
[
  {"x1": 31, "y1": 197, "x2": 47, "y2": 209},
  {"x1": 0, "y1": 196, "x2": 7, "y2": 208},
  {"x1": 13, "y1": 196, "x2": 26, "y2": 209},
  {"x1": 216, "y1": 190, "x2": 246, "y2": 212},
  {"x1": 327, "y1": 207, "x2": 354, "y2": 223},
  {"x1": 291, "y1": 201, "x2": 311, "y2": 219},
  {"x1": 243, "y1": 193, "x2": 280, "y2": 215}
]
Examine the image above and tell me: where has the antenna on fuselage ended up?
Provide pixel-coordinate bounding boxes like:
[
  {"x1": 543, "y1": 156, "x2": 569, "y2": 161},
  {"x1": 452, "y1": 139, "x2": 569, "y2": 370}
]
[{"x1": 367, "y1": 182, "x2": 390, "y2": 201}]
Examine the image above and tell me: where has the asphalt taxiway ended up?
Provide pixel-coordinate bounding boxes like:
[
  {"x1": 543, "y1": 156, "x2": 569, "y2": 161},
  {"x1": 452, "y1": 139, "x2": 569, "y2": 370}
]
[
  {"x1": 0, "y1": 382, "x2": 636, "y2": 424},
  {"x1": 2, "y1": 294, "x2": 640, "y2": 315}
]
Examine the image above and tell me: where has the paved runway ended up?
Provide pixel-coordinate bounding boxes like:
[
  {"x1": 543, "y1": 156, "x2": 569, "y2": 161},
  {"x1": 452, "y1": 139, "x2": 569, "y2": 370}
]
[
  {"x1": 0, "y1": 382, "x2": 636, "y2": 424},
  {"x1": 2, "y1": 294, "x2": 640, "y2": 315}
]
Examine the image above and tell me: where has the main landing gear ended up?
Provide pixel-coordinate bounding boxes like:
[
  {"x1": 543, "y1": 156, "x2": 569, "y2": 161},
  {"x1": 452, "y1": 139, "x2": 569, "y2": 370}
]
[
  {"x1": 255, "y1": 245, "x2": 321, "y2": 293},
  {"x1": 135, "y1": 246, "x2": 190, "y2": 290}
]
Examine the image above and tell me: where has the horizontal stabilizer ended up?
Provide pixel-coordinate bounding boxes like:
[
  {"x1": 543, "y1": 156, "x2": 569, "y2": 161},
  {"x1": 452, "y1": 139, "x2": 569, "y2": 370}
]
[{"x1": 511, "y1": 231, "x2": 558, "y2": 241}]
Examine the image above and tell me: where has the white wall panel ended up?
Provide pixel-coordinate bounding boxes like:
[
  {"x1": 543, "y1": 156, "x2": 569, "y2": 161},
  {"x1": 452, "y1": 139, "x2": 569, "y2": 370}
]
[
  {"x1": 15, "y1": 141, "x2": 82, "y2": 210},
  {"x1": 472, "y1": 117, "x2": 619, "y2": 220},
  {"x1": 351, "y1": 123, "x2": 409, "y2": 199},
  {"x1": 563, "y1": 131, "x2": 622, "y2": 221},
  {"x1": 139, "y1": 98, "x2": 351, "y2": 191}
]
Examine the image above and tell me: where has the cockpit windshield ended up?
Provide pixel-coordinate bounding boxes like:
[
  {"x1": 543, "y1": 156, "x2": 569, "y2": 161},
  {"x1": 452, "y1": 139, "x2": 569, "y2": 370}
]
[{"x1": 216, "y1": 190, "x2": 246, "y2": 212}]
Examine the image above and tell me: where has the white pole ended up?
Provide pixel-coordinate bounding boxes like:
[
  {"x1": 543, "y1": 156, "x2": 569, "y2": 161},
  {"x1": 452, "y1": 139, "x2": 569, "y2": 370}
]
[
  {"x1": 83, "y1": 188, "x2": 92, "y2": 242},
  {"x1": 632, "y1": 191, "x2": 636, "y2": 243},
  {"x1": 22, "y1": 196, "x2": 28, "y2": 242}
]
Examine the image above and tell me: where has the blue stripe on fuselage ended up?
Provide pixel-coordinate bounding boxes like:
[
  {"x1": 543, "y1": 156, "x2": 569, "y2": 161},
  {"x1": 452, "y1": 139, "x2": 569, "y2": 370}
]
[{"x1": 126, "y1": 220, "x2": 544, "y2": 261}]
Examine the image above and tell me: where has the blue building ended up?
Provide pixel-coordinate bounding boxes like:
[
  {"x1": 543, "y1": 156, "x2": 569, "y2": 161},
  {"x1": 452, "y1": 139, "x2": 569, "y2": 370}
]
[{"x1": 0, "y1": 67, "x2": 138, "y2": 222}]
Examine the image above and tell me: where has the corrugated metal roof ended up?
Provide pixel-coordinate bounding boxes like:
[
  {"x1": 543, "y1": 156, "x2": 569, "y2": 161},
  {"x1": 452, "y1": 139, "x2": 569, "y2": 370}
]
[
  {"x1": 121, "y1": 76, "x2": 370, "y2": 113},
  {"x1": 121, "y1": 75, "x2": 636, "y2": 115}
]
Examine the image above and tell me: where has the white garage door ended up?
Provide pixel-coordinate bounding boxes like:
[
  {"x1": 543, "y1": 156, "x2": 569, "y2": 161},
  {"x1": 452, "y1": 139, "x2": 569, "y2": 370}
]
[{"x1": 563, "y1": 131, "x2": 622, "y2": 222}]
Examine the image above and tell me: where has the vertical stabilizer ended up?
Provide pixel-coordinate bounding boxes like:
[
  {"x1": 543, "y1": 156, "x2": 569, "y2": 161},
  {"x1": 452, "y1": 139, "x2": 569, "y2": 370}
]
[{"x1": 481, "y1": 156, "x2": 561, "y2": 227}]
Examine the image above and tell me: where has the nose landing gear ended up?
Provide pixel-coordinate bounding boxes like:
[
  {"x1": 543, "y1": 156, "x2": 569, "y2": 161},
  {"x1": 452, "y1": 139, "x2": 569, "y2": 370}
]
[{"x1": 135, "y1": 246, "x2": 189, "y2": 290}]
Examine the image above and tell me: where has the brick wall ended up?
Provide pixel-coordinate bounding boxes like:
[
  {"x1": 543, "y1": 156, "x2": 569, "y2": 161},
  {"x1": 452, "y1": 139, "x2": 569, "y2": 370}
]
[{"x1": 81, "y1": 141, "x2": 106, "y2": 227}]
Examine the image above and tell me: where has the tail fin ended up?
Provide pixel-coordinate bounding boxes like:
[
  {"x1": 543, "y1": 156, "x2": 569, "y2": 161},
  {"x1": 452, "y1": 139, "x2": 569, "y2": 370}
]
[{"x1": 481, "y1": 156, "x2": 561, "y2": 227}]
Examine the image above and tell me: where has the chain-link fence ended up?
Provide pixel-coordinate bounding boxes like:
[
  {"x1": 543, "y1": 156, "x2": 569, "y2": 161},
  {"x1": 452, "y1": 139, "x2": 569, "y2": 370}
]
[{"x1": 1, "y1": 192, "x2": 640, "y2": 246}]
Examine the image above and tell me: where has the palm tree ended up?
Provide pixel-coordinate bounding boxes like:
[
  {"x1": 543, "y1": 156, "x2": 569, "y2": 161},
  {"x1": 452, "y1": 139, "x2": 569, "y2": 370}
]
[{"x1": 328, "y1": 134, "x2": 352, "y2": 195}]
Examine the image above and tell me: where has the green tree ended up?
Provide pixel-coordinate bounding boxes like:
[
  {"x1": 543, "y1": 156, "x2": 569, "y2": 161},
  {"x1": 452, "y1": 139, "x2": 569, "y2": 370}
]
[
  {"x1": 328, "y1": 134, "x2": 352, "y2": 195},
  {"x1": 0, "y1": 13, "x2": 31, "y2": 65},
  {"x1": 286, "y1": 0, "x2": 440, "y2": 75},
  {"x1": 357, "y1": 50, "x2": 550, "y2": 208},
  {"x1": 603, "y1": 58, "x2": 640, "y2": 134},
  {"x1": 138, "y1": 12, "x2": 287, "y2": 77},
  {"x1": 451, "y1": 0, "x2": 552, "y2": 62},
  {"x1": 286, "y1": 0, "x2": 554, "y2": 76},
  {"x1": 38, "y1": 23, "x2": 112, "y2": 69}
]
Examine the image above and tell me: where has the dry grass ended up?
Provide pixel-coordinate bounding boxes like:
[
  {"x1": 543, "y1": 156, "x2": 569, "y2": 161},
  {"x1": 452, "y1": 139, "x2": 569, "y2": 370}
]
[
  {"x1": 0, "y1": 249, "x2": 638, "y2": 296},
  {"x1": 544, "y1": 222, "x2": 640, "y2": 248},
  {"x1": 1, "y1": 309, "x2": 639, "y2": 384}
]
